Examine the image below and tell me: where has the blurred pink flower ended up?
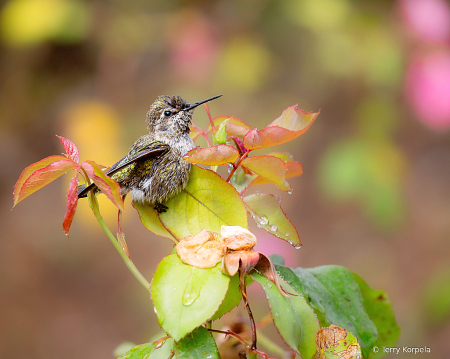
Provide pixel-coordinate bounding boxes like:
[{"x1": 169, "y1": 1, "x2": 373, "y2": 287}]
[
  {"x1": 407, "y1": 53, "x2": 450, "y2": 129},
  {"x1": 168, "y1": 11, "x2": 219, "y2": 83},
  {"x1": 400, "y1": 0, "x2": 450, "y2": 43},
  {"x1": 254, "y1": 231, "x2": 297, "y2": 267}
]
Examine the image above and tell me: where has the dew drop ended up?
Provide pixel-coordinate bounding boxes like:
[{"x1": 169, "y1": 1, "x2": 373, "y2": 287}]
[
  {"x1": 155, "y1": 341, "x2": 164, "y2": 349},
  {"x1": 288, "y1": 189, "x2": 293, "y2": 195},
  {"x1": 255, "y1": 190, "x2": 260, "y2": 196},
  {"x1": 275, "y1": 312, "x2": 279, "y2": 316},
  {"x1": 267, "y1": 283, "x2": 272, "y2": 288},
  {"x1": 269, "y1": 224, "x2": 277, "y2": 232},
  {"x1": 207, "y1": 355, "x2": 213, "y2": 358},
  {"x1": 258, "y1": 215, "x2": 268, "y2": 225},
  {"x1": 294, "y1": 243, "x2": 302, "y2": 249},
  {"x1": 285, "y1": 232, "x2": 291, "y2": 237}
]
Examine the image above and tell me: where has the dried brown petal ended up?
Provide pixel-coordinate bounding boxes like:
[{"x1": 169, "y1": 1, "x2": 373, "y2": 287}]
[
  {"x1": 221, "y1": 225, "x2": 257, "y2": 251},
  {"x1": 316, "y1": 325, "x2": 362, "y2": 359},
  {"x1": 221, "y1": 251, "x2": 260, "y2": 277},
  {"x1": 176, "y1": 229, "x2": 224, "y2": 268}
]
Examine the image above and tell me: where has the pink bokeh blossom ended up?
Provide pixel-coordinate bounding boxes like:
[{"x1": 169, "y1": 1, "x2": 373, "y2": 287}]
[
  {"x1": 400, "y1": 0, "x2": 450, "y2": 44},
  {"x1": 407, "y1": 53, "x2": 450, "y2": 129}
]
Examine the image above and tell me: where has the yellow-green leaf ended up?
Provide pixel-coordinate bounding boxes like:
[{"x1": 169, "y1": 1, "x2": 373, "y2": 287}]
[
  {"x1": 241, "y1": 155, "x2": 290, "y2": 191},
  {"x1": 159, "y1": 166, "x2": 248, "y2": 239},
  {"x1": 244, "y1": 193, "x2": 300, "y2": 247}
]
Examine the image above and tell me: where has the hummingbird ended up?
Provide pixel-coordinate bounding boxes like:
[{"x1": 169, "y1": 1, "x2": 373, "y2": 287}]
[{"x1": 78, "y1": 94, "x2": 222, "y2": 213}]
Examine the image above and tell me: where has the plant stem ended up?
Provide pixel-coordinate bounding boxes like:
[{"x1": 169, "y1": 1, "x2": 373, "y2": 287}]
[
  {"x1": 88, "y1": 192, "x2": 150, "y2": 291},
  {"x1": 256, "y1": 331, "x2": 286, "y2": 358},
  {"x1": 226, "y1": 152, "x2": 249, "y2": 182}
]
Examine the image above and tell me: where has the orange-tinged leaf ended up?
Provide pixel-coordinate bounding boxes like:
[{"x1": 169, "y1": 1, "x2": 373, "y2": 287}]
[
  {"x1": 184, "y1": 145, "x2": 239, "y2": 165},
  {"x1": 243, "y1": 105, "x2": 319, "y2": 150},
  {"x1": 57, "y1": 135, "x2": 79, "y2": 163},
  {"x1": 13, "y1": 155, "x2": 78, "y2": 207},
  {"x1": 249, "y1": 160, "x2": 303, "y2": 188},
  {"x1": 265, "y1": 151, "x2": 294, "y2": 162},
  {"x1": 81, "y1": 160, "x2": 125, "y2": 212},
  {"x1": 241, "y1": 155, "x2": 290, "y2": 191},
  {"x1": 189, "y1": 125, "x2": 203, "y2": 142},
  {"x1": 207, "y1": 116, "x2": 251, "y2": 137},
  {"x1": 243, "y1": 193, "x2": 301, "y2": 247},
  {"x1": 63, "y1": 176, "x2": 78, "y2": 237}
]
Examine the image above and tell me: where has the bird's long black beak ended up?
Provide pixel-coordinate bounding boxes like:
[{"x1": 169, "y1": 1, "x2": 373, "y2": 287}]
[{"x1": 183, "y1": 94, "x2": 222, "y2": 111}]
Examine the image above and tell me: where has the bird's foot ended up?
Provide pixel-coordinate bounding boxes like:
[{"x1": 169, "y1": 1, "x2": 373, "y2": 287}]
[{"x1": 154, "y1": 203, "x2": 168, "y2": 213}]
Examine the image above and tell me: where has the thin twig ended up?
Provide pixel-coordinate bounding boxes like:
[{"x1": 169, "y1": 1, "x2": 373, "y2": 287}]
[
  {"x1": 226, "y1": 152, "x2": 250, "y2": 182},
  {"x1": 88, "y1": 192, "x2": 150, "y2": 291}
]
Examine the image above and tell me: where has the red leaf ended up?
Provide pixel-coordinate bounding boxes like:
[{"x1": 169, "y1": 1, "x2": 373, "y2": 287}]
[
  {"x1": 243, "y1": 105, "x2": 319, "y2": 150},
  {"x1": 184, "y1": 145, "x2": 240, "y2": 165},
  {"x1": 57, "y1": 135, "x2": 80, "y2": 164},
  {"x1": 62, "y1": 176, "x2": 79, "y2": 237},
  {"x1": 13, "y1": 156, "x2": 79, "y2": 208},
  {"x1": 240, "y1": 155, "x2": 290, "y2": 191},
  {"x1": 81, "y1": 160, "x2": 125, "y2": 212},
  {"x1": 207, "y1": 116, "x2": 251, "y2": 137}
]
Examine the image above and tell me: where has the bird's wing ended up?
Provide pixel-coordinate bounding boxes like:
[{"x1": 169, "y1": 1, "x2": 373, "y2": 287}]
[{"x1": 78, "y1": 144, "x2": 170, "y2": 198}]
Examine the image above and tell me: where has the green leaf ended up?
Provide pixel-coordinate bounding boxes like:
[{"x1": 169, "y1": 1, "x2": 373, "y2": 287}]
[
  {"x1": 211, "y1": 273, "x2": 241, "y2": 321},
  {"x1": 353, "y1": 273, "x2": 400, "y2": 359},
  {"x1": 158, "y1": 166, "x2": 248, "y2": 240},
  {"x1": 133, "y1": 201, "x2": 176, "y2": 242},
  {"x1": 243, "y1": 193, "x2": 300, "y2": 247},
  {"x1": 117, "y1": 343, "x2": 155, "y2": 359},
  {"x1": 230, "y1": 166, "x2": 257, "y2": 194},
  {"x1": 174, "y1": 326, "x2": 220, "y2": 359},
  {"x1": 214, "y1": 118, "x2": 229, "y2": 144},
  {"x1": 148, "y1": 335, "x2": 174, "y2": 359},
  {"x1": 275, "y1": 265, "x2": 306, "y2": 297},
  {"x1": 250, "y1": 272, "x2": 319, "y2": 359},
  {"x1": 269, "y1": 254, "x2": 285, "y2": 266},
  {"x1": 292, "y1": 266, "x2": 378, "y2": 358},
  {"x1": 151, "y1": 254, "x2": 231, "y2": 341}
]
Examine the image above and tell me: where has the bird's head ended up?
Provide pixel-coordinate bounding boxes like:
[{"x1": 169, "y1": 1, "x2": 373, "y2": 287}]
[{"x1": 146, "y1": 94, "x2": 222, "y2": 138}]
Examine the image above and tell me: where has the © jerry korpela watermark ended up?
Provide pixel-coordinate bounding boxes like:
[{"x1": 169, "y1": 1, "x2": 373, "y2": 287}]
[{"x1": 373, "y1": 346, "x2": 431, "y2": 355}]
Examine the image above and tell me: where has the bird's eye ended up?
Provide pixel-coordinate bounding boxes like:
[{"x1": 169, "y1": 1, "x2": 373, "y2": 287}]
[{"x1": 164, "y1": 110, "x2": 172, "y2": 117}]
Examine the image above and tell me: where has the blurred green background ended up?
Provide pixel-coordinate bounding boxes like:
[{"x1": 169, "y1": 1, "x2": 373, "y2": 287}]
[{"x1": 1, "y1": 0, "x2": 450, "y2": 358}]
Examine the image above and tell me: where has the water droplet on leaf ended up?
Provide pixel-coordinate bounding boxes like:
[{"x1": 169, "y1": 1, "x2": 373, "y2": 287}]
[
  {"x1": 269, "y1": 224, "x2": 277, "y2": 232},
  {"x1": 258, "y1": 215, "x2": 268, "y2": 225}
]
